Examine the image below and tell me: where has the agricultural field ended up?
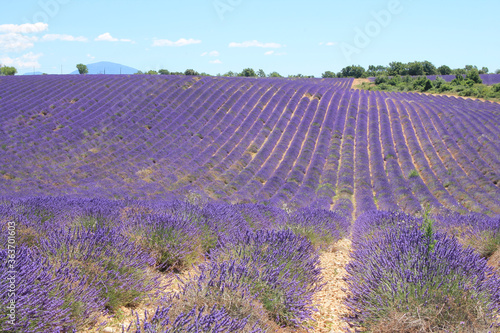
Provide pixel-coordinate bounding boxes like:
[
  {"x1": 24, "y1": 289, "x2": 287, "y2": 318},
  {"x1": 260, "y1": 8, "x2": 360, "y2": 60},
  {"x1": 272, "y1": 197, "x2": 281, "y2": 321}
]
[{"x1": 1, "y1": 75, "x2": 499, "y2": 332}]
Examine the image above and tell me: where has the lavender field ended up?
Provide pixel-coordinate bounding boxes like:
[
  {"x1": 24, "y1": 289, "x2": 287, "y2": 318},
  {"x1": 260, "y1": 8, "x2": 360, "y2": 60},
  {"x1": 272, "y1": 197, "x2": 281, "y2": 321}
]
[{"x1": 1, "y1": 75, "x2": 500, "y2": 332}]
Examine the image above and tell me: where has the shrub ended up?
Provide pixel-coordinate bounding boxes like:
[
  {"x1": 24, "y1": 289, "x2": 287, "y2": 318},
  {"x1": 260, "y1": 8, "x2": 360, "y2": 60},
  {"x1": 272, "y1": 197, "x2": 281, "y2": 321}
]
[
  {"x1": 147, "y1": 260, "x2": 279, "y2": 332},
  {"x1": 284, "y1": 207, "x2": 349, "y2": 249},
  {"x1": 345, "y1": 224, "x2": 500, "y2": 332},
  {"x1": 434, "y1": 213, "x2": 500, "y2": 258},
  {"x1": 352, "y1": 210, "x2": 422, "y2": 245},
  {"x1": 0, "y1": 246, "x2": 104, "y2": 332},
  {"x1": 408, "y1": 169, "x2": 420, "y2": 178},
  {"x1": 125, "y1": 212, "x2": 202, "y2": 272},
  {"x1": 212, "y1": 229, "x2": 322, "y2": 328},
  {"x1": 39, "y1": 227, "x2": 159, "y2": 312},
  {"x1": 459, "y1": 87, "x2": 479, "y2": 97}
]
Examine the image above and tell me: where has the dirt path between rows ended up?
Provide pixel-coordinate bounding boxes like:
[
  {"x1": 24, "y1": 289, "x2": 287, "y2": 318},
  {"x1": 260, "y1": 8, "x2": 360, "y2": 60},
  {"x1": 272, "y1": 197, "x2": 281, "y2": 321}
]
[{"x1": 310, "y1": 239, "x2": 352, "y2": 332}]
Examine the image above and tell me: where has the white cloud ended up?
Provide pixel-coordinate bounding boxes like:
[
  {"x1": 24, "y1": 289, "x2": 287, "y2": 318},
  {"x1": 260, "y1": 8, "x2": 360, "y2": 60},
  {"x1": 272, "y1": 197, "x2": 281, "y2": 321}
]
[
  {"x1": 152, "y1": 38, "x2": 201, "y2": 47},
  {"x1": 209, "y1": 59, "x2": 222, "y2": 64},
  {"x1": 0, "y1": 52, "x2": 42, "y2": 68},
  {"x1": 87, "y1": 54, "x2": 95, "y2": 60},
  {"x1": 95, "y1": 32, "x2": 117, "y2": 42},
  {"x1": 320, "y1": 41, "x2": 337, "y2": 46},
  {"x1": 42, "y1": 34, "x2": 87, "y2": 42},
  {"x1": 229, "y1": 40, "x2": 282, "y2": 48},
  {"x1": 264, "y1": 50, "x2": 286, "y2": 56},
  {"x1": 0, "y1": 23, "x2": 48, "y2": 34},
  {"x1": 201, "y1": 50, "x2": 219, "y2": 57},
  {"x1": 95, "y1": 32, "x2": 133, "y2": 43},
  {"x1": 0, "y1": 33, "x2": 38, "y2": 52}
]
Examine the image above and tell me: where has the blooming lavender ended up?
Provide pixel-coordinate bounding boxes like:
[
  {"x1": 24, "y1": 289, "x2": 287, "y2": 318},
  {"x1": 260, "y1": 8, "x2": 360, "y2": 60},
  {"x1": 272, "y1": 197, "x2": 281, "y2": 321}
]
[
  {"x1": 0, "y1": 246, "x2": 105, "y2": 333},
  {"x1": 212, "y1": 229, "x2": 323, "y2": 327},
  {"x1": 345, "y1": 221, "x2": 500, "y2": 331}
]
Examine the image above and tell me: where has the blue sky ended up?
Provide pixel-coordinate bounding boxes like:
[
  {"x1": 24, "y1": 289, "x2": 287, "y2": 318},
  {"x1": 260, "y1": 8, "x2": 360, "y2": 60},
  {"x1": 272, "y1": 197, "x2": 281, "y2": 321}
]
[{"x1": 1, "y1": 0, "x2": 499, "y2": 76}]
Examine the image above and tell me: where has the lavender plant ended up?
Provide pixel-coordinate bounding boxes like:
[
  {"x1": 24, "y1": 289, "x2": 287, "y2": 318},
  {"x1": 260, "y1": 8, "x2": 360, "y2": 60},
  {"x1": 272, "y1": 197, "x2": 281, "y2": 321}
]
[
  {"x1": 0, "y1": 246, "x2": 105, "y2": 333},
  {"x1": 38, "y1": 226, "x2": 159, "y2": 312},
  {"x1": 345, "y1": 223, "x2": 500, "y2": 332},
  {"x1": 124, "y1": 211, "x2": 202, "y2": 272},
  {"x1": 284, "y1": 207, "x2": 349, "y2": 249},
  {"x1": 212, "y1": 229, "x2": 323, "y2": 328},
  {"x1": 434, "y1": 212, "x2": 500, "y2": 258}
]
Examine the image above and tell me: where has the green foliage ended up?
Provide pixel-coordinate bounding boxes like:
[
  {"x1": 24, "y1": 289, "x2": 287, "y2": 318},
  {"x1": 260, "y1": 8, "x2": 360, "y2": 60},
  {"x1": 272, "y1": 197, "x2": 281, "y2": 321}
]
[
  {"x1": 407, "y1": 61, "x2": 424, "y2": 76},
  {"x1": 76, "y1": 64, "x2": 88, "y2": 75},
  {"x1": 408, "y1": 169, "x2": 419, "y2": 178},
  {"x1": 184, "y1": 69, "x2": 199, "y2": 76},
  {"x1": 437, "y1": 65, "x2": 452, "y2": 75},
  {"x1": 479, "y1": 67, "x2": 489, "y2": 74},
  {"x1": 339, "y1": 65, "x2": 365, "y2": 78},
  {"x1": 366, "y1": 65, "x2": 386, "y2": 77},
  {"x1": 146, "y1": 70, "x2": 158, "y2": 75},
  {"x1": 387, "y1": 61, "x2": 407, "y2": 76},
  {"x1": 268, "y1": 71, "x2": 282, "y2": 78},
  {"x1": 257, "y1": 69, "x2": 266, "y2": 77},
  {"x1": 465, "y1": 69, "x2": 482, "y2": 84},
  {"x1": 321, "y1": 71, "x2": 336, "y2": 78},
  {"x1": 158, "y1": 69, "x2": 170, "y2": 75},
  {"x1": 421, "y1": 205, "x2": 437, "y2": 253},
  {"x1": 0, "y1": 66, "x2": 17, "y2": 76},
  {"x1": 421, "y1": 60, "x2": 438, "y2": 75},
  {"x1": 239, "y1": 68, "x2": 256, "y2": 77}
]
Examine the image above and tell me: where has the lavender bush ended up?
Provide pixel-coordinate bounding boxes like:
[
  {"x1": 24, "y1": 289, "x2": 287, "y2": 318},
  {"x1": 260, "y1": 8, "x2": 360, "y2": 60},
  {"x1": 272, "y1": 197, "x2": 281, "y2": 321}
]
[
  {"x1": 284, "y1": 207, "x2": 350, "y2": 249},
  {"x1": 0, "y1": 246, "x2": 104, "y2": 333},
  {"x1": 434, "y1": 212, "x2": 500, "y2": 258},
  {"x1": 346, "y1": 222, "x2": 500, "y2": 332},
  {"x1": 212, "y1": 229, "x2": 323, "y2": 328},
  {"x1": 38, "y1": 226, "x2": 159, "y2": 312}
]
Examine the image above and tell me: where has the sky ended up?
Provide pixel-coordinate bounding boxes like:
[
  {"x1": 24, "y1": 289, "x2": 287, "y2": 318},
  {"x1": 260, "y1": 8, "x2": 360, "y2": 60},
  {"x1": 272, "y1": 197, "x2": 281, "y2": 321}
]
[{"x1": 0, "y1": 0, "x2": 499, "y2": 76}]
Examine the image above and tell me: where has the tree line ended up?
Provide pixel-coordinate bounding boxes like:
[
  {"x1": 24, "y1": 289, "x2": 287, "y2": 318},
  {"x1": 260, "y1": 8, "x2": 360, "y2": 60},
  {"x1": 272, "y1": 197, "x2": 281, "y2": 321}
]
[
  {"x1": 133, "y1": 68, "x2": 314, "y2": 78},
  {"x1": 322, "y1": 61, "x2": 497, "y2": 79}
]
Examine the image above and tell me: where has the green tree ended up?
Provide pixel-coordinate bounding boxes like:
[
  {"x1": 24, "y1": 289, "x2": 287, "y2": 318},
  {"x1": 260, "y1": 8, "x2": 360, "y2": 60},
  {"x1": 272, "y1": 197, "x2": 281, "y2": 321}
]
[
  {"x1": 367, "y1": 65, "x2": 387, "y2": 77},
  {"x1": 223, "y1": 71, "x2": 236, "y2": 77},
  {"x1": 321, "y1": 71, "x2": 336, "y2": 78},
  {"x1": 0, "y1": 66, "x2": 17, "y2": 76},
  {"x1": 496, "y1": 69, "x2": 500, "y2": 74},
  {"x1": 257, "y1": 69, "x2": 266, "y2": 78},
  {"x1": 451, "y1": 73, "x2": 465, "y2": 85},
  {"x1": 421, "y1": 61, "x2": 437, "y2": 75},
  {"x1": 134, "y1": 70, "x2": 144, "y2": 75},
  {"x1": 387, "y1": 61, "x2": 408, "y2": 76},
  {"x1": 340, "y1": 65, "x2": 365, "y2": 78},
  {"x1": 184, "y1": 69, "x2": 199, "y2": 76},
  {"x1": 268, "y1": 71, "x2": 282, "y2": 78},
  {"x1": 239, "y1": 68, "x2": 256, "y2": 77},
  {"x1": 76, "y1": 64, "x2": 88, "y2": 75},
  {"x1": 437, "y1": 65, "x2": 452, "y2": 75},
  {"x1": 466, "y1": 69, "x2": 482, "y2": 84},
  {"x1": 465, "y1": 65, "x2": 477, "y2": 72},
  {"x1": 407, "y1": 62, "x2": 424, "y2": 76},
  {"x1": 479, "y1": 67, "x2": 489, "y2": 74},
  {"x1": 146, "y1": 70, "x2": 158, "y2": 75},
  {"x1": 158, "y1": 69, "x2": 170, "y2": 75}
]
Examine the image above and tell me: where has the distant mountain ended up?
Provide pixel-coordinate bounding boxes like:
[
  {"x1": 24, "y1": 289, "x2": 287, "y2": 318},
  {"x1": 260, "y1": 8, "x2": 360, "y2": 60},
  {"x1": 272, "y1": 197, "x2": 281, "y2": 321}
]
[
  {"x1": 23, "y1": 71, "x2": 44, "y2": 75},
  {"x1": 70, "y1": 61, "x2": 138, "y2": 75}
]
